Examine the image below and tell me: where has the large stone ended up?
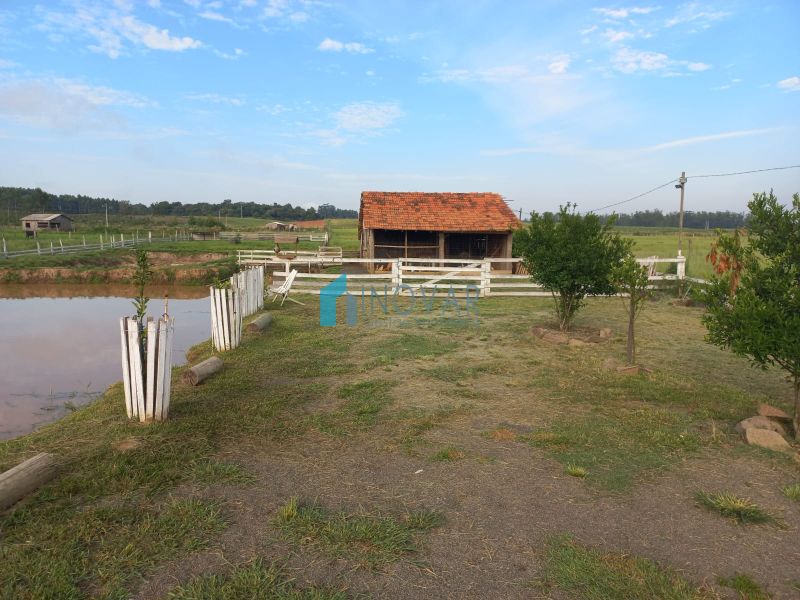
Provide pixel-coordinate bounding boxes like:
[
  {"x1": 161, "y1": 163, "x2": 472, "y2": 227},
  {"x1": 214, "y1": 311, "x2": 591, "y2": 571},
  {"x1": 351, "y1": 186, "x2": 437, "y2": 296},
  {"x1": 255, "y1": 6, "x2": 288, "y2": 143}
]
[
  {"x1": 568, "y1": 338, "x2": 587, "y2": 347},
  {"x1": 598, "y1": 328, "x2": 613, "y2": 339},
  {"x1": 735, "y1": 416, "x2": 788, "y2": 437},
  {"x1": 757, "y1": 403, "x2": 792, "y2": 422},
  {"x1": 743, "y1": 427, "x2": 792, "y2": 453}
]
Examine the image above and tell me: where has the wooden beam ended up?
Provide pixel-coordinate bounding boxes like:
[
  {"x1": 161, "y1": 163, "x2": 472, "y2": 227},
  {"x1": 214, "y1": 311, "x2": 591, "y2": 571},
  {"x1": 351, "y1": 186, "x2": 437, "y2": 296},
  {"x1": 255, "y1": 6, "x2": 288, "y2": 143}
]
[{"x1": 0, "y1": 453, "x2": 58, "y2": 511}]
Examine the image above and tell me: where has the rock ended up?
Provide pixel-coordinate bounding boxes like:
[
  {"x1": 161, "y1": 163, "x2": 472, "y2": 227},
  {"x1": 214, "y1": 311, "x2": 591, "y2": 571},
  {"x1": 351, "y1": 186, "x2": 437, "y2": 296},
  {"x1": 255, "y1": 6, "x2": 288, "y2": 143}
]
[
  {"x1": 529, "y1": 326, "x2": 569, "y2": 344},
  {"x1": 598, "y1": 328, "x2": 613, "y2": 339},
  {"x1": 743, "y1": 428, "x2": 792, "y2": 453},
  {"x1": 568, "y1": 338, "x2": 586, "y2": 347},
  {"x1": 757, "y1": 403, "x2": 792, "y2": 422},
  {"x1": 735, "y1": 416, "x2": 787, "y2": 437}
]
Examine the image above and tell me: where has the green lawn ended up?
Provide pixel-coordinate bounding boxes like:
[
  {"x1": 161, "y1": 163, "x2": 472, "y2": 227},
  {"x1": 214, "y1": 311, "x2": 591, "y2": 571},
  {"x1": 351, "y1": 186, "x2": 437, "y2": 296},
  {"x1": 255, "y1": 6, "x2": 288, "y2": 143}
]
[{"x1": 1, "y1": 293, "x2": 797, "y2": 598}]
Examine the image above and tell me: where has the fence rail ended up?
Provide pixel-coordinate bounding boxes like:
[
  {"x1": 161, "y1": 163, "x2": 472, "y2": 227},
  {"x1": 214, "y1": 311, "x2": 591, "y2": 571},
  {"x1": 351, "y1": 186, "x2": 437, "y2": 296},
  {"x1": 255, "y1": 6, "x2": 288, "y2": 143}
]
[
  {"x1": 270, "y1": 255, "x2": 695, "y2": 298},
  {"x1": 219, "y1": 231, "x2": 328, "y2": 243},
  {"x1": 1, "y1": 232, "x2": 191, "y2": 259}
]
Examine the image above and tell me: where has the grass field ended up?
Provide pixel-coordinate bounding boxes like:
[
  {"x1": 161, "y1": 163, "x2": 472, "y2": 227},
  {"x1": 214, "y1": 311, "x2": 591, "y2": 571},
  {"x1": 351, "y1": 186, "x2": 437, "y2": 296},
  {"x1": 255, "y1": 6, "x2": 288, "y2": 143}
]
[{"x1": 1, "y1": 293, "x2": 797, "y2": 598}]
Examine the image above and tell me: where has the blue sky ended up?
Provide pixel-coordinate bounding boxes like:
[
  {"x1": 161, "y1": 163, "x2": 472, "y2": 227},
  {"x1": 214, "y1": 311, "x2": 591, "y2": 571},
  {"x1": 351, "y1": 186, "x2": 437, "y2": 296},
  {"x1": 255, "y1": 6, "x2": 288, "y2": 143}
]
[{"x1": 0, "y1": 0, "x2": 797, "y2": 214}]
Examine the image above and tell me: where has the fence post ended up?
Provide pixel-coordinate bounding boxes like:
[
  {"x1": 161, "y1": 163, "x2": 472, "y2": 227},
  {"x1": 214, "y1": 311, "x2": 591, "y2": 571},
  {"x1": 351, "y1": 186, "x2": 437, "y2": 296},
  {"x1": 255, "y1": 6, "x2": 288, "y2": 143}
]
[
  {"x1": 59, "y1": 239, "x2": 64, "y2": 253},
  {"x1": 82, "y1": 235, "x2": 86, "y2": 247},
  {"x1": 121, "y1": 233, "x2": 124, "y2": 246},
  {"x1": 149, "y1": 231, "x2": 152, "y2": 243},
  {"x1": 100, "y1": 234, "x2": 104, "y2": 250},
  {"x1": 392, "y1": 260, "x2": 401, "y2": 291},
  {"x1": 50, "y1": 241, "x2": 54, "y2": 254},
  {"x1": 2, "y1": 237, "x2": 6, "y2": 258},
  {"x1": 37, "y1": 241, "x2": 41, "y2": 255},
  {"x1": 677, "y1": 254, "x2": 686, "y2": 280},
  {"x1": 481, "y1": 261, "x2": 491, "y2": 297}
]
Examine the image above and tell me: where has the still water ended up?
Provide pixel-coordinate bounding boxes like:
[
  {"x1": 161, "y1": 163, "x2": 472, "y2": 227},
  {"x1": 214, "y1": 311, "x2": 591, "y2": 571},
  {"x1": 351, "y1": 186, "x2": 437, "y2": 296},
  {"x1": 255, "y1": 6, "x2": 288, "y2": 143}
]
[{"x1": 0, "y1": 284, "x2": 211, "y2": 440}]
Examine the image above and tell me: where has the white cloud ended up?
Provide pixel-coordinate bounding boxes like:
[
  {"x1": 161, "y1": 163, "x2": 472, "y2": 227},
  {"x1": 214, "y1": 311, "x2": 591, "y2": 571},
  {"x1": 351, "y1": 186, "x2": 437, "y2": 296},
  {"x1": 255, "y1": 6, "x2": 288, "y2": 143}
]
[
  {"x1": 547, "y1": 55, "x2": 571, "y2": 74},
  {"x1": 256, "y1": 103, "x2": 288, "y2": 115},
  {"x1": 777, "y1": 76, "x2": 800, "y2": 92},
  {"x1": 118, "y1": 16, "x2": 201, "y2": 52},
  {"x1": 334, "y1": 101, "x2": 403, "y2": 131},
  {"x1": 185, "y1": 93, "x2": 245, "y2": 106},
  {"x1": 665, "y1": 3, "x2": 730, "y2": 28},
  {"x1": 640, "y1": 128, "x2": 777, "y2": 152},
  {"x1": 603, "y1": 28, "x2": 634, "y2": 43},
  {"x1": 594, "y1": 6, "x2": 659, "y2": 19},
  {"x1": 0, "y1": 58, "x2": 17, "y2": 69},
  {"x1": 289, "y1": 12, "x2": 308, "y2": 23},
  {"x1": 36, "y1": 5, "x2": 202, "y2": 58},
  {"x1": 580, "y1": 25, "x2": 598, "y2": 35},
  {"x1": 199, "y1": 11, "x2": 234, "y2": 24},
  {"x1": 687, "y1": 61, "x2": 711, "y2": 71},
  {"x1": 318, "y1": 38, "x2": 374, "y2": 54},
  {"x1": 214, "y1": 47, "x2": 246, "y2": 60},
  {"x1": 612, "y1": 47, "x2": 669, "y2": 73},
  {"x1": 0, "y1": 77, "x2": 153, "y2": 131}
]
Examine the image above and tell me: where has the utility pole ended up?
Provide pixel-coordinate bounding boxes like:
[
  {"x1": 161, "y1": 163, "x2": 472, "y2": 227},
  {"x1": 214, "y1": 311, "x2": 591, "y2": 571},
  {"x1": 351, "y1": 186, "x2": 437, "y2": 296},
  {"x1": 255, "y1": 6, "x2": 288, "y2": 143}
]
[
  {"x1": 675, "y1": 171, "x2": 687, "y2": 256},
  {"x1": 518, "y1": 207, "x2": 523, "y2": 220},
  {"x1": 105, "y1": 202, "x2": 109, "y2": 229}
]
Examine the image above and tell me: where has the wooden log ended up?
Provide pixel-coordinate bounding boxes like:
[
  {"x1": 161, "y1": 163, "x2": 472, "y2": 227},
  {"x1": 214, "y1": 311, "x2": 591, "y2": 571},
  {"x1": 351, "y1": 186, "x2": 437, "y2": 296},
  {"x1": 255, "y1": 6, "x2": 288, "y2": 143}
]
[
  {"x1": 182, "y1": 356, "x2": 223, "y2": 386},
  {"x1": 247, "y1": 313, "x2": 273, "y2": 332},
  {"x1": 0, "y1": 453, "x2": 58, "y2": 511}
]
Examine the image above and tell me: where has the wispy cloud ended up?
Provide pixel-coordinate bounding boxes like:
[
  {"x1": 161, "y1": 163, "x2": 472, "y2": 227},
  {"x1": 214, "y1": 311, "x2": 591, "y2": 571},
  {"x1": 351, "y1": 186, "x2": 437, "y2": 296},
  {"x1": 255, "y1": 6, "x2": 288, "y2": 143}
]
[
  {"x1": 317, "y1": 38, "x2": 374, "y2": 54},
  {"x1": 777, "y1": 76, "x2": 800, "y2": 92},
  {"x1": 185, "y1": 93, "x2": 245, "y2": 106},
  {"x1": 612, "y1": 47, "x2": 669, "y2": 73},
  {"x1": 0, "y1": 77, "x2": 153, "y2": 131},
  {"x1": 36, "y1": 4, "x2": 202, "y2": 59},
  {"x1": 0, "y1": 58, "x2": 17, "y2": 69},
  {"x1": 640, "y1": 128, "x2": 777, "y2": 152},
  {"x1": 334, "y1": 101, "x2": 403, "y2": 131},
  {"x1": 547, "y1": 55, "x2": 571, "y2": 74},
  {"x1": 602, "y1": 28, "x2": 635, "y2": 43},
  {"x1": 594, "y1": 6, "x2": 659, "y2": 19},
  {"x1": 214, "y1": 47, "x2": 246, "y2": 60},
  {"x1": 687, "y1": 61, "x2": 711, "y2": 71},
  {"x1": 665, "y1": 3, "x2": 730, "y2": 28}
]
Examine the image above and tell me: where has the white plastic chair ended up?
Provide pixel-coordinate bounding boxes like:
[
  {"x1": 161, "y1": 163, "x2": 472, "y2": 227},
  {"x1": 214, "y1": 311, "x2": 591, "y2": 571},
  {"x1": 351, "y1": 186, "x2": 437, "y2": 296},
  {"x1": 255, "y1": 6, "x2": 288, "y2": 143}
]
[{"x1": 268, "y1": 269, "x2": 304, "y2": 306}]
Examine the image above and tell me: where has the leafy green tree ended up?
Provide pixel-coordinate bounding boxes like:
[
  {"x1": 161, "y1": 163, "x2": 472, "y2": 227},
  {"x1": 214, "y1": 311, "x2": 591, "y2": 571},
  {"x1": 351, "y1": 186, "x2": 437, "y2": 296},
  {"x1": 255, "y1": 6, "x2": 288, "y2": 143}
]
[
  {"x1": 612, "y1": 254, "x2": 651, "y2": 364},
  {"x1": 703, "y1": 192, "x2": 800, "y2": 438},
  {"x1": 516, "y1": 204, "x2": 630, "y2": 331}
]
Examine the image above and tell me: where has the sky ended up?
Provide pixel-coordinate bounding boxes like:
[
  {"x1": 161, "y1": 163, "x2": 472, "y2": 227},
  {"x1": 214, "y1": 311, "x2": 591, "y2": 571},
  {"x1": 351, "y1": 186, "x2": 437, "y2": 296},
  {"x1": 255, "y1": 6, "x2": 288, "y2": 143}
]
[{"x1": 0, "y1": 0, "x2": 798, "y2": 215}]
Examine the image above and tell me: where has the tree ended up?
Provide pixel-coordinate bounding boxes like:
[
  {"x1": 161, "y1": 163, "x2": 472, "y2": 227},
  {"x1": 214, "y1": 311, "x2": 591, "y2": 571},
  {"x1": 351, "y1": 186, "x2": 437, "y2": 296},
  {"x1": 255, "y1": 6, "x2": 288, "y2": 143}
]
[
  {"x1": 612, "y1": 254, "x2": 651, "y2": 364},
  {"x1": 703, "y1": 191, "x2": 800, "y2": 439},
  {"x1": 516, "y1": 203, "x2": 630, "y2": 331}
]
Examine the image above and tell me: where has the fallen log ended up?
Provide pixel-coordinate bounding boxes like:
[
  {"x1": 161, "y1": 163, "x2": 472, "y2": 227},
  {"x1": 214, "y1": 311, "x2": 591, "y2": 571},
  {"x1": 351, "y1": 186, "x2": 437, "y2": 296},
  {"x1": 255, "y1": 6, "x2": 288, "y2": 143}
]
[
  {"x1": 182, "y1": 356, "x2": 224, "y2": 386},
  {"x1": 0, "y1": 452, "x2": 58, "y2": 511},
  {"x1": 246, "y1": 313, "x2": 273, "y2": 333}
]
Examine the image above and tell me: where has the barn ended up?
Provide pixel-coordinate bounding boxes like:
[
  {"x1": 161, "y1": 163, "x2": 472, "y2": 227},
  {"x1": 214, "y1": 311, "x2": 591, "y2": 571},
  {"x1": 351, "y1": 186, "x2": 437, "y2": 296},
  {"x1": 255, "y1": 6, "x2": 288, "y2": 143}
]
[
  {"x1": 20, "y1": 213, "x2": 74, "y2": 233},
  {"x1": 359, "y1": 192, "x2": 519, "y2": 262}
]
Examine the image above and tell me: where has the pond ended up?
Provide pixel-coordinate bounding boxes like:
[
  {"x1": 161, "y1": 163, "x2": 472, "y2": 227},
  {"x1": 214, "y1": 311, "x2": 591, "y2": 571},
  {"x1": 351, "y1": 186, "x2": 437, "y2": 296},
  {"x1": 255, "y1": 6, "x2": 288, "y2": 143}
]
[{"x1": 0, "y1": 284, "x2": 211, "y2": 440}]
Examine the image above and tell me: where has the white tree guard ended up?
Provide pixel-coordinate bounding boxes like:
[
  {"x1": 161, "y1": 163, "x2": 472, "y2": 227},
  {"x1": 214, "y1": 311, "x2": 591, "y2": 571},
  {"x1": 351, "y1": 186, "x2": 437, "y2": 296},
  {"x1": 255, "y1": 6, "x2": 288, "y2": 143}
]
[{"x1": 119, "y1": 315, "x2": 174, "y2": 422}]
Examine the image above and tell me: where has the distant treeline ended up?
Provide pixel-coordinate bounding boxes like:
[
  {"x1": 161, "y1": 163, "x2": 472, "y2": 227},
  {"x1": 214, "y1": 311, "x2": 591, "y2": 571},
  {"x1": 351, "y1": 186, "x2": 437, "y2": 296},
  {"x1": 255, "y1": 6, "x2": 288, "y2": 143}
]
[
  {"x1": 0, "y1": 187, "x2": 358, "y2": 224},
  {"x1": 599, "y1": 209, "x2": 747, "y2": 229}
]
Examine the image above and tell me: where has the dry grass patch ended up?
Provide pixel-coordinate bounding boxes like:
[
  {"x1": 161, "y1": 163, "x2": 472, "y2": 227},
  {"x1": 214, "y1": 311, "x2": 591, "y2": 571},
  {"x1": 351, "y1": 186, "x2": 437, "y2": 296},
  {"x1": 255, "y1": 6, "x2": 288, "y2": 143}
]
[{"x1": 694, "y1": 491, "x2": 781, "y2": 526}]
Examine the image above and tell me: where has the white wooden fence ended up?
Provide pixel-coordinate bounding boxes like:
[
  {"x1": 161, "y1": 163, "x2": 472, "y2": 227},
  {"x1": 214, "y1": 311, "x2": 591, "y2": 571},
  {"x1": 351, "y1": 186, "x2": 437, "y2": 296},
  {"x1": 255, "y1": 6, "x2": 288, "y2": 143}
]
[
  {"x1": 2, "y1": 231, "x2": 191, "y2": 259},
  {"x1": 219, "y1": 231, "x2": 328, "y2": 242},
  {"x1": 209, "y1": 266, "x2": 266, "y2": 351},
  {"x1": 210, "y1": 287, "x2": 242, "y2": 351},
  {"x1": 119, "y1": 316, "x2": 174, "y2": 422},
  {"x1": 230, "y1": 266, "x2": 265, "y2": 318},
  {"x1": 269, "y1": 255, "x2": 692, "y2": 298}
]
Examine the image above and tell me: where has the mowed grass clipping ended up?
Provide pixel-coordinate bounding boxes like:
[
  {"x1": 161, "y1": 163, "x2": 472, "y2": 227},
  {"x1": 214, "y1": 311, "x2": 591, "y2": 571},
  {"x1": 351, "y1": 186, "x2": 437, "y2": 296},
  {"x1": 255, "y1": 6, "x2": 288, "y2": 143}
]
[
  {"x1": 541, "y1": 535, "x2": 715, "y2": 600},
  {"x1": 168, "y1": 559, "x2": 349, "y2": 600},
  {"x1": 275, "y1": 498, "x2": 444, "y2": 568},
  {"x1": 694, "y1": 491, "x2": 780, "y2": 525}
]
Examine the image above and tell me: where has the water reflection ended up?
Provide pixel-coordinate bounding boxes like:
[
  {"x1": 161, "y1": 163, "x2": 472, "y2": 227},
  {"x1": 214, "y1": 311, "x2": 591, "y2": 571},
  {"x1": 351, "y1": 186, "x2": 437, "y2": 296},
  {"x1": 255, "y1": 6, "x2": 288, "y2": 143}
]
[{"x1": 0, "y1": 284, "x2": 211, "y2": 440}]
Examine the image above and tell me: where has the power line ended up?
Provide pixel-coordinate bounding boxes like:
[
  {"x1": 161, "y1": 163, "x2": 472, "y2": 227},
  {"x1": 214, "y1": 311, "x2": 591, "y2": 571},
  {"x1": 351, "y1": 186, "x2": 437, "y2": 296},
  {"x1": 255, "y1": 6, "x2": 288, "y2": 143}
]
[
  {"x1": 587, "y1": 164, "x2": 800, "y2": 214},
  {"x1": 588, "y1": 179, "x2": 678, "y2": 214},
  {"x1": 689, "y1": 164, "x2": 800, "y2": 179}
]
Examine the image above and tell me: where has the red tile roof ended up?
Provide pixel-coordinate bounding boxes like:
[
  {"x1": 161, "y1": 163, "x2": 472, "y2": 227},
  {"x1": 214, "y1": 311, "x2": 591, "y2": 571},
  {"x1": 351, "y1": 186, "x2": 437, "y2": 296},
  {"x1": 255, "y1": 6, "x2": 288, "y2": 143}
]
[{"x1": 359, "y1": 191, "x2": 520, "y2": 233}]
